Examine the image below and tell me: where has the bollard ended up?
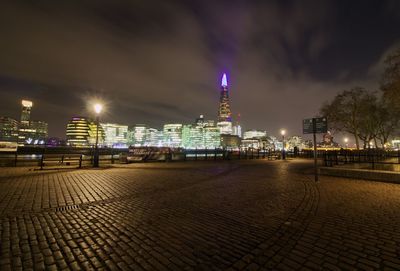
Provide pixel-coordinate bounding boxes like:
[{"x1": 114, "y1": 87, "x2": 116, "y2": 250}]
[
  {"x1": 40, "y1": 154, "x2": 44, "y2": 170},
  {"x1": 79, "y1": 155, "x2": 82, "y2": 168}
]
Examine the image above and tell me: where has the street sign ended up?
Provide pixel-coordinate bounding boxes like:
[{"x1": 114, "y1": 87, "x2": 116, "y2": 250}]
[
  {"x1": 314, "y1": 117, "x2": 328, "y2": 134},
  {"x1": 303, "y1": 117, "x2": 328, "y2": 134},
  {"x1": 302, "y1": 116, "x2": 328, "y2": 183},
  {"x1": 303, "y1": 118, "x2": 314, "y2": 134}
]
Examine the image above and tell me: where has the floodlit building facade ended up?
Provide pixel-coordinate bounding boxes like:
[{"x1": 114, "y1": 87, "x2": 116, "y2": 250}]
[
  {"x1": 163, "y1": 124, "x2": 182, "y2": 147},
  {"x1": 203, "y1": 126, "x2": 221, "y2": 148},
  {"x1": 101, "y1": 123, "x2": 128, "y2": 148},
  {"x1": 145, "y1": 128, "x2": 163, "y2": 147},
  {"x1": 233, "y1": 124, "x2": 242, "y2": 138},
  {"x1": 128, "y1": 124, "x2": 148, "y2": 146},
  {"x1": 217, "y1": 73, "x2": 233, "y2": 135},
  {"x1": 20, "y1": 100, "x2": 33, "y2": 123},
  {"x1": 243, "y1": 130, "x2": 267, "y2": 139},
  {"x1": 182, "y1": 125, "x2": 203, "y2": 149},
  {"x1": 0, "y1": 117, "x2": 19, "y2": 143},
  {"x1": 66, "y1": 117, "x2": 104, "y2": 147},
  {"x1": 17, "y1": 100, "x2": 48, "y2": 145}
]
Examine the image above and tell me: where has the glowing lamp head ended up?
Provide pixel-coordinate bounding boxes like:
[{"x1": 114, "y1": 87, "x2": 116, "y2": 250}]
[
  {"x1": 344, "y1": 137, "x2": 349, "y2": 143},
  {"x1": 280, "y1": 129, "x2": 286, "y2": 136},
  {"x1": 94, "y1": 103, "x2": 103, "y2": 114},
  {"x1": 221, "y1": 73, "x2": 228, "y2": 87}
]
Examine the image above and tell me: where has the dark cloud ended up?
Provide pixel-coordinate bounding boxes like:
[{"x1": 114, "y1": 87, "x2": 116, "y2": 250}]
[{"x1": 0, "y1": 0, "x2": 399, "y2": 139}]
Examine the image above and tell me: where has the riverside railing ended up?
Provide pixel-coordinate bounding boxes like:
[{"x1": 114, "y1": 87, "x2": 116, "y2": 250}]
[
  {"x1": 0, "y1": 146, "x2": 301, "y2": 169},
  {"x1": 323, "y1": 149, "x2": 400, "y2": 170}
]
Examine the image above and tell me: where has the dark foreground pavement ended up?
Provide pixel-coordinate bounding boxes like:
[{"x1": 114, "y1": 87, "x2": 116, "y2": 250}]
[{"x1": 1, "y1": 160, "x2": 400, "y2": 270}]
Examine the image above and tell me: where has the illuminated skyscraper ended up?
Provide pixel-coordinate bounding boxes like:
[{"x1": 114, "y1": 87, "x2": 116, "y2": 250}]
[
  {"x1": 18, "y1": 100, "x2": 48, "y2": 145},
  {"x1": 21, "y1": 100, "x2": 33, "y2": 123},
  {"x1": 218, "y1": 73, "x2": 232, "y2": 122},
  {"x1": 217, "y1": 73, "x2": 233, "y2": 134}
]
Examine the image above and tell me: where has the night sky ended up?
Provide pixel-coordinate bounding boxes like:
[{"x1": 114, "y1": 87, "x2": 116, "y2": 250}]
[{"x1": 0, "y1": 0, "x2": 399, "y2": 139}]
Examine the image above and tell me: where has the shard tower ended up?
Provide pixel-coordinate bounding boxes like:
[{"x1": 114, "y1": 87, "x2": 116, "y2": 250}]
[{"x1": 217, "y1": 73, "x2": 233, "y2": 134}]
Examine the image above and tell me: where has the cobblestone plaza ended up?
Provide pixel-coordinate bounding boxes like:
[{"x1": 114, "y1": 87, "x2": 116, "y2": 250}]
[{"x1": 1, "y1": 160, "x2": 400, "y2": 270}]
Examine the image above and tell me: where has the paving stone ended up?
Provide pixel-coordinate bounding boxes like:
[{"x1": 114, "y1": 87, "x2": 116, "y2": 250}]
[{"x1": 0, "y1": 160, "x2": 399, "y2": 270}]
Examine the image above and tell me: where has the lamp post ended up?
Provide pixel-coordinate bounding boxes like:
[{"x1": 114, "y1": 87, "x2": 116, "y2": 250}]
[
  {"x1": 344, "y1": 137, "x2": 349, "y2": 148},
  {"x1": 281, "y1": 129, "x2": 286, "y2": 160},
  {"x1": 93, "y1": 103, "x2": 103, "y2": 167}
]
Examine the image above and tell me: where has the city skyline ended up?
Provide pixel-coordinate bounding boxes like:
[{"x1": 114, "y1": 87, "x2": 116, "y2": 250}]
[{"x1": 0, "y1": 1, "x2": 399, "y2": 139}]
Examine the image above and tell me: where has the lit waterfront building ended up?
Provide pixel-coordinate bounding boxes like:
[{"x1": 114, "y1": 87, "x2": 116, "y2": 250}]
[
  {"x1": 101, "y1": 123, "x2": 128, "y2": 148},
  {"x1": 182, "y1": 115, "x2": 221, "y2": 149},
  {"x1": 20, "y1": 100, "x2": 33, "y2": 123},
  {"x1": 0, "y1": 117, "x2": 19, "y2": 143},
  {"x1": 203, "y1": 126, "x2": 221, "y2": 148},
  {"x1": 182, "y1": 124, "x2": 203, "y2": 149},
  {"x1": 217, "y1": 73, "x2": 233, "y2": 135},
  {"x1": 145, "y1": 128, "x2": 163, "y2": 147},
  {"x1": 66, "y1": 117, "x2": 104, "y2": 147},
  {"x1": 17, "y1": 100, "x2": 48, "y2": 145},
  {"x1": 163, "y1": 124, "x2": 182, "y2": 147},
  {"x1": 128, "y1": 124, "x2": 148, "y2": 146},
  {"x1": 18, "y1": 121, "x2": 48, "y2": 145},
  {"x1": 286, "y1": 135, "x2": 304, "y2": 150},
  {"x1": 233, "y1": 124, "x2": 242, "y2": 138},
  {"x1": 392, "y1": 139, "x2": 400, "y2": 149},
  {"x1": 243, "y1": 130, "x2": 267, "y2": 139},
  {"x1": 241, "y1": 139, "x2": 260, "y2": 149}
]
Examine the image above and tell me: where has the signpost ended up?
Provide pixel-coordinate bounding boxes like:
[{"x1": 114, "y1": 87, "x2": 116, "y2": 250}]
[{"x1": 303, "y1": 117, "x2": 327, "y2": 182}]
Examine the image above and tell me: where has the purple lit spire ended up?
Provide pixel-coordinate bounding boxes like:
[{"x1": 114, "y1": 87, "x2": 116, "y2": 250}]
[{"x1": 221, "y1": 73, "x2": 228, "y2": 87}]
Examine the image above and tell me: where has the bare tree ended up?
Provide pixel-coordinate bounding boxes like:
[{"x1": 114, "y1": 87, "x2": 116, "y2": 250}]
[
  {"x1": 381, "y1": 48, "x2": 400, "y2": 111},
  {"x1": 320, "y1": 87, "x2": 371, "y2": 149}
]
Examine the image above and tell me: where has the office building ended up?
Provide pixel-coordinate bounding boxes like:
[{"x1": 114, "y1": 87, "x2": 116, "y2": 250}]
[
  {"x1": 0, "y1": 117, "x2": 19, "y2": 142},
  {"x1": 163, "y1": 124, "x2": 182, "y2": 147},
  {"x1": 243, "y1": 130, "x2": 267, "y2": 139},
  {"x1": 182, "y1": 124, "x2": 203, "y2": 149},
  {"x1": 101, "y1": 123, "x2": 128, "y2": 148},
  {"x1": 145, "y1": 128, "x2": 163, "y2": 147},
  {"x1": 17, "y1": 100, "x2": 48, "y2": 145},
  {"x1": 20, "y1": 100, "x2": 33, "y2": 123},
  {"x1": 128, "y1": 124, "x2": 148, "y2": 146},
  {"x1": 66, "y1": 117, "x2": 104, "y2": 147}
]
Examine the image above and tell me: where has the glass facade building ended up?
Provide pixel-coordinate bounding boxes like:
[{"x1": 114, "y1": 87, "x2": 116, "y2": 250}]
[
  {"x1": 0, "y1": 117, "x2": 19, "y2": 142},
  {"x1": 217, "y1": 73, "x2": 233, "y2": 135},
  {"x1": 66, "y1": 117, "x2": 104, "y2": 147},
  {"x1": 101, "y1": 123, "x2": 128, "y2": 148},
  {"x1": 145, "y1": 128, "x2": 163, "y2": 147},
  {"x1": 243, "y1": 130, "x2": 267, "y2": 139},
  {"x1": 128, "y1": 124, "x2": 148, "y2": 146},
  {"x1": 163, "y1": 124, "x2": 182, "y2": 147}
]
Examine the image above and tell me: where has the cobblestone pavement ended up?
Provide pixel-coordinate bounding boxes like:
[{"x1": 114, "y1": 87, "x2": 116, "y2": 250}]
[{"x1": 1, "y1": 160, "x2": 400, "y2": 270}]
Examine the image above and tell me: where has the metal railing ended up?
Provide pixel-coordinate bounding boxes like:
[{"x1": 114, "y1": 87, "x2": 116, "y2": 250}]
[
  {"x1": 0, "y1": 146, "x2": 304, "y2": 169},
  {"x1": 323, "y1": 149, "x2": 400, "y2": 170}
]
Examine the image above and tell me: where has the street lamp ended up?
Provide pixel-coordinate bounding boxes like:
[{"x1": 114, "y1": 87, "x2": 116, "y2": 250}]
[
  {"x1": 281, "y1": 129, "x2": 286, "y2": 160},
  {"x1": 344, "y1": 137, "x2": 349, "y2": 148},
  {"x1": 93, "y1": 103, "x2": 103, "y2": 167}
]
